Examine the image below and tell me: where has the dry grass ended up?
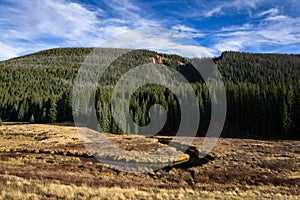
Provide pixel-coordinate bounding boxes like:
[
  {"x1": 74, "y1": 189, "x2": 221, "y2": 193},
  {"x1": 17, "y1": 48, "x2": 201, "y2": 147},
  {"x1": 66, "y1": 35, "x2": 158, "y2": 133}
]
[
  {"x1": 0, "y1": 123, "x2": 299, "y2": 199},
  {"x1": 1, "y1": 174, "x2": 299, "y2": 200}
]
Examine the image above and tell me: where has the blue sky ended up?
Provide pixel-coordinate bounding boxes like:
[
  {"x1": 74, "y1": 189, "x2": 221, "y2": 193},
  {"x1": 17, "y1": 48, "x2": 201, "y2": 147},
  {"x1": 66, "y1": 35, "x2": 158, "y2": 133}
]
[{"x1": 0, "y1": 0, "x2": 300, "y2": 60}]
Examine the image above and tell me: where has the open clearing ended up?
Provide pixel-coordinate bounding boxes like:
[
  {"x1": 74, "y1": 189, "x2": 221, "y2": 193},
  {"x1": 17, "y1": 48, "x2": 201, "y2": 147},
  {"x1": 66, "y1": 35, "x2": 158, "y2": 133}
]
[{"x1": 0, "y1": 123, "x2": 299, "y2": 199}]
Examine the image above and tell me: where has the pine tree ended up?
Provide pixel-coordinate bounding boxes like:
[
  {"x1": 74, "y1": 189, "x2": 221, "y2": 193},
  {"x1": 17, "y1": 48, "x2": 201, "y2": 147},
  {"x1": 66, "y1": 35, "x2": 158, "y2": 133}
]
[
  {"x1": 49, "y1": 98, "x2": 57, "y2": 123},
  {"x1": 17, "y1": 102, "x2": 25, "y2": 121}
]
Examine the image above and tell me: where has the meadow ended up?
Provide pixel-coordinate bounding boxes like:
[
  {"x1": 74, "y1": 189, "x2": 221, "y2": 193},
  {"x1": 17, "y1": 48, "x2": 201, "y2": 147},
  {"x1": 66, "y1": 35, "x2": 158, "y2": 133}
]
[{"x1": 0, "y1": 123, "x2": 299, "y2": 199}]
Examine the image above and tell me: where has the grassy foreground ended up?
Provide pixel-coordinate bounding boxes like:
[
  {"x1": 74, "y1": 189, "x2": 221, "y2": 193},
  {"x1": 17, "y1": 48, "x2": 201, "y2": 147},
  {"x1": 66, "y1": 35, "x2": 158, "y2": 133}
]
[{"x1": 0, "y1": 123, "x2": 299, "y2": 199}]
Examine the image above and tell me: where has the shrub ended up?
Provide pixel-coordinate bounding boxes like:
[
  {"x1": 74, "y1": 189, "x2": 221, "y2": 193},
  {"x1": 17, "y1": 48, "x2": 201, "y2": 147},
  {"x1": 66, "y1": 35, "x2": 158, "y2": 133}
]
[{"x1": 0, "y1": 118, "x2": 2, "y2": 126}]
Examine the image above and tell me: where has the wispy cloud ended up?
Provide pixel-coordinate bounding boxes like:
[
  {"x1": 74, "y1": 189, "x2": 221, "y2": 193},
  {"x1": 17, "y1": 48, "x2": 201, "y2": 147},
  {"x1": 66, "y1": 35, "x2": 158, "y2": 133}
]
[
  {"x1": 203, "y1": 7, "x2": 223, "y2": 18},
  {"x1": 101, "y1": 28, "x2": 213, "y2": 58},
  {"x1": 257, "y1": 8, "x2": 280, "y2": 17},
  {"x1": 212, "y1": 14, "x2": 300, "y2": 53},
  {"x1": 214, "y1": 40, "x2": 245, "y2": 52},
  {"x1": 0, "y1": 0, "x2": 299, "y2": 60},
  {"x1": 172, "y1": 25, "x2": 198, "y2": 33},
  {"x1": 102, "y1": 0, "x2": 159, "y2": 28},
  {"x1": 171, "y1": 25, "x2": 205, "y2": 38},
  {"x1": 0, "y1": 0, "x2": 104, "y2": 60},
  {"x1": 201, "y1": 0, "x2": 261, "y2": 18},
  {"x1": 220, "y1": 23, "x2": 253, "y2": 32},
  {"x1": 0, "y1": 0, "x2": 161, "y2": 60},
  {"x1": 265, "y1": 15, "x2": 287, "y2": 21},
  {"x1": 0, "y1": 0, "x2": 214, "y2": 60},
  {"x1": 0, "y1": 42, "x2": 23, "y2": 60}
]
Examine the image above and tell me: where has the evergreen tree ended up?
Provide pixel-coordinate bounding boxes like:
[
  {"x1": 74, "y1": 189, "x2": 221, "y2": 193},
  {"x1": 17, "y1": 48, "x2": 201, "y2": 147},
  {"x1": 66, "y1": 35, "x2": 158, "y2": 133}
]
[{"x1": 49, "y1": 98, "x2": 57, "y2": 123}]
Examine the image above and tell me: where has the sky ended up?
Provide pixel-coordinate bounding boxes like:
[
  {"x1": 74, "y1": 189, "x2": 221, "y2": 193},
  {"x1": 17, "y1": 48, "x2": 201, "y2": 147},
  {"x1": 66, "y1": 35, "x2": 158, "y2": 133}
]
[{"x1": 0, "y1": 0, "x2": 300, "y2": 60}]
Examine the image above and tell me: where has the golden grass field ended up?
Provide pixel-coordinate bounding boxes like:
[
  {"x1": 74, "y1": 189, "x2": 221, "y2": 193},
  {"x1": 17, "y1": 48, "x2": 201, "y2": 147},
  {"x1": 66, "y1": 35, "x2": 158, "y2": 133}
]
[{"x1": 0, "y1": 123, "x2": 299, "y2": 199}]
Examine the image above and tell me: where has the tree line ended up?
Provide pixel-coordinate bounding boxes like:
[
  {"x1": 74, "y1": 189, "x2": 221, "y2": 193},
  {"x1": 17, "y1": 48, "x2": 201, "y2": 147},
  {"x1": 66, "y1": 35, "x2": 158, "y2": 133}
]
[{"x1": 0, "y1": 48, "x2": 299, "y2": 139}]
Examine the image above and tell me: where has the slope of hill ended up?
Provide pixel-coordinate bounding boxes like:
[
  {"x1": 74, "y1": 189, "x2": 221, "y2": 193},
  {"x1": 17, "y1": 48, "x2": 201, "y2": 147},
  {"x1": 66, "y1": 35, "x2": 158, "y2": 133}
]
[
  {"x1": 216, "y1": 51, "x2": 300, "y2": 84},
  {"x1": 0, "y1": 48, "x2": 299, "y2": 139}
]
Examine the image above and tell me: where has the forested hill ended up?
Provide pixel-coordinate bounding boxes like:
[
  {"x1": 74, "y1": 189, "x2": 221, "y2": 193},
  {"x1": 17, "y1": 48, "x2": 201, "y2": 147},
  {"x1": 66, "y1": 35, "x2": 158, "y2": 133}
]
[
  {"x1": 215, "y1": 51, "x2": 300, "y2": 84},
  {"x1": 0, "y1": 48, "x2": 299, "y2": 139}
]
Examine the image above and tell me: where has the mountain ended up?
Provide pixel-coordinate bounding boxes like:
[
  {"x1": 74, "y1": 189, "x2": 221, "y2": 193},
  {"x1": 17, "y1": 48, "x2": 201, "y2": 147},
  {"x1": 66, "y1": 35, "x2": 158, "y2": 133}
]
[{"x1": 0, "y1": 48, "x2": 299, "y2": 139}]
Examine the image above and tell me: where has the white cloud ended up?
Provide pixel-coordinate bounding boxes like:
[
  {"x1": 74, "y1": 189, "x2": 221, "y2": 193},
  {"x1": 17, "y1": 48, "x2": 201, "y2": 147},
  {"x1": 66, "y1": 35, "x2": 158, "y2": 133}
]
[
  {"x1": 212, "y1": 15, "x2": 300, "y2": 53},
  {"x1": 255, "y1": 8, "x2": 288, "y2": 22},
  {"x1": 257, "y1": 8, "x2": 280, "y2": 17},
  {"x1": 265, "y1": 15, "x2": 287, "y2": 21},
  {"x1": 101, "y1": 28, "x2": 213, "y2": 58},
  {"x1": 214, "y1": 40, "x2": 245, "y2": 52},
  {"x1": 105, "y1": 0, "x2": 159, "y2": 28},
  {"x1": 216, "y1": 31, "x2": 249, "y2": 37},
  {"x1": 107, "y1": 0, "x2": 141, "y2": 13},
  {"x1": 0, "y1": 0, "x2": 299, "y2": 60},
  {"x1": 0, "y1": 0, "x2": 213, "y2": 60},
  {"x1": 0, "y1": 0, "x2": 161, "y2": 60},
  {"x1": 220, "y1": 23, "x2": 253, "y2": 32},
  {"x1": 171, "y1": 25, "x2": 205, "y2": 38},
  {"x1": 172, "y1": 25, "x2": 198, "y2": 33},
  {"x1": 0, "y1": 42, "x2": 23, "y2": 60},
  {"x1": 1, "y1": 0, "x2": 101, "y2": 41},
  {"x1": 203, "y1": 7, "x2": 223, "y2": 18},
  {"x1": 0, "y1": 0, "x2": 105, "y2": 60},
  {"x1": 201, "y1": 0, "x2": 261, "y2": 18},
  {"x1": 163, "y1": 0, "x2": 262, "y2": 19}
]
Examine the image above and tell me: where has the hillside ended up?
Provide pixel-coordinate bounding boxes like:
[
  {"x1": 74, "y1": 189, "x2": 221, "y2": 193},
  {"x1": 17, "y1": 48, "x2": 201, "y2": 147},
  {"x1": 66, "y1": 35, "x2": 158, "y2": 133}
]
[
  {"x1": 0, "y1": 48, "x2": 299, "y2": 139},
  {"x1": 216, "y1": 51, "x2": 300, "y2": 84}
]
